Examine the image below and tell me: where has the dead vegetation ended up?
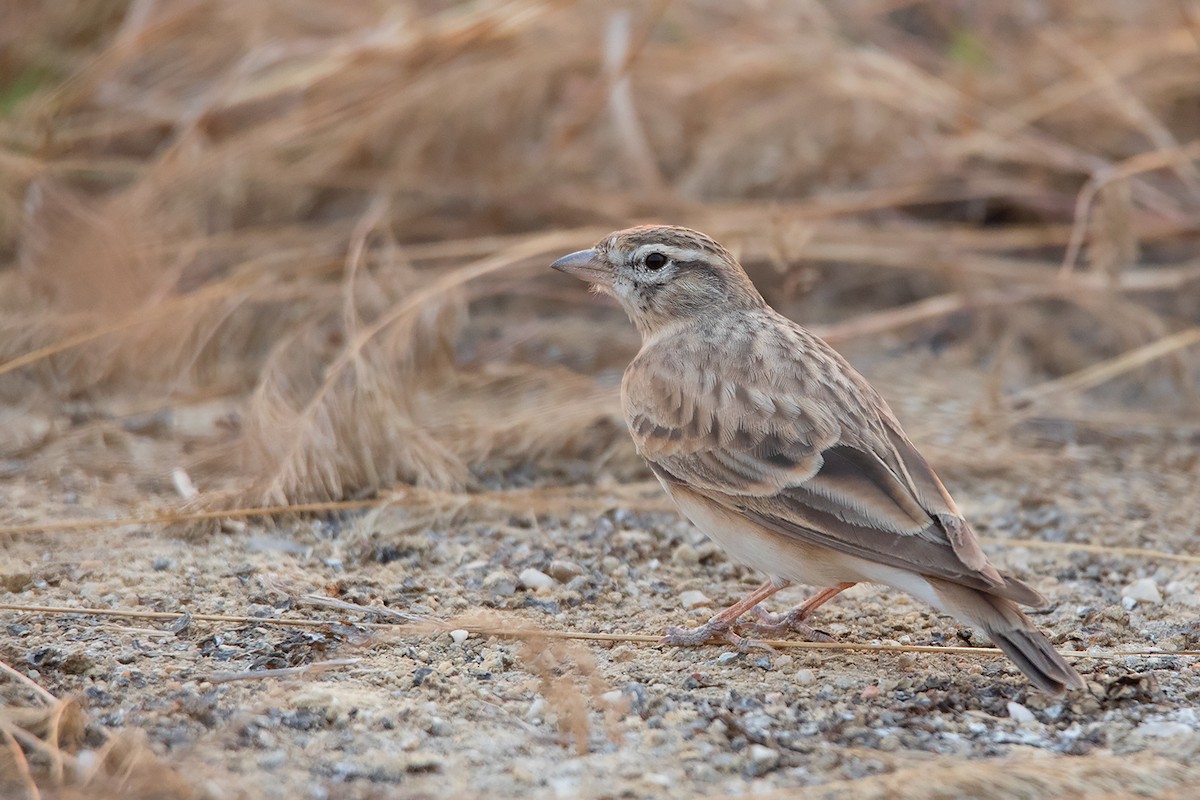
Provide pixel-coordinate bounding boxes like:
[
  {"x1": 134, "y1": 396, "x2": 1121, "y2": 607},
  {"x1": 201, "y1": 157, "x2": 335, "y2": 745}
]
[{"x1": 2, "y1": 1, "x2": 1200, "y2": 798}]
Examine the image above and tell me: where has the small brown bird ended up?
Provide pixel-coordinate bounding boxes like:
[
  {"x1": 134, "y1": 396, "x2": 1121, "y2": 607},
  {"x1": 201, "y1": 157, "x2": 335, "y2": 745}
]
[{"x1": 552, "y1": 224, "x2": 1084, "y2": 694}]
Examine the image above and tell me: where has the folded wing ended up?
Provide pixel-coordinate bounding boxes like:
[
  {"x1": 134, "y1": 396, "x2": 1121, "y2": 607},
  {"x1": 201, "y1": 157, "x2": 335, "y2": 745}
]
[{"x1": 623, "y1": 323, "x2": 1044, "y2": 607}]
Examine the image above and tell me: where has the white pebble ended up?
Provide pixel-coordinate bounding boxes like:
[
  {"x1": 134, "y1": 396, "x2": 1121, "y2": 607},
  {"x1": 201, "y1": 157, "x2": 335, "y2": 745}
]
[
  {"x1": 1136, "y1": 720, "x2": 1192, "y2": 738},
  {"x1": 748, "y1": 744, "x2": 779, "y2": 766},
  {"x1": 449, "y1": 629, "x2": 469, "y2": 645},
  {"x1": 1122, "y1": 578, "x2": 1163, "y2": 605},
  {"x1": 679, "y1": 590, "x2": 711, "y2": 609},
  {"x1": 1006, "y1": 701, "x2": 1036, "y2": 725},
  {"x1": 795, "y1": 669, "x2": 816, "y2": 685},
  {"x1": 518, "y1": 567, "x2": 556, "y2": 591},
  {"x1": 527, "y1": 696, "x2": 545, "y2": 721}
]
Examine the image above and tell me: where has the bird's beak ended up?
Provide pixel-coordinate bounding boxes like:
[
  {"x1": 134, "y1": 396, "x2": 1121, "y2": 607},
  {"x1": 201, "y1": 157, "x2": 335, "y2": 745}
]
[{"x1": 550, "y1": 248, "x2": 611, "y2": 286}]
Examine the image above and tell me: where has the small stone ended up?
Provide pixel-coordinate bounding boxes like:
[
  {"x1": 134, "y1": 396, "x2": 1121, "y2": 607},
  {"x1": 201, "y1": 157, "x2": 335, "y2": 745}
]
[
  {"x1": 747, "y1": 744, "x2": 779, "y2": 774},
  {"x1": 483, "y1": 572, "x2": 517, "y2": 597},
  {"x1": 672, "y1": 543, "x2": 700, "y2": 565},
  {"x1": 527, "y1": 697, "x2": 545, "y2": 721},
  {"x1": 152, "y1": 557, "x2": 174, "y2": 571},
  {"x1": 1135, "y1": 720, "x2": 1192, "y2": 738},
  {"x1": 547, "y1": 560, "x2": 584, "y2": 583},
  {"x1": 449, "y1": 629, "x2": 469, "y2": 645},
  {"x1": 1122, "y1": 578, "x2": 1162, "y2": 605},
  {"x1": 679, "y1": 590, "x2": 710, "y2": 609},
  {"x1": 518, "y1": 568, "x2": 556, "y2": 591},
  {"x1": 795, "y1": 669, "x2": 816, "y2": 686},
  {"x1": 716, "y1": 652, "x2": 740, "y2": 666},
  {"x1": 1006, "y1": 701, "x2": 1036, "y2": 725}
]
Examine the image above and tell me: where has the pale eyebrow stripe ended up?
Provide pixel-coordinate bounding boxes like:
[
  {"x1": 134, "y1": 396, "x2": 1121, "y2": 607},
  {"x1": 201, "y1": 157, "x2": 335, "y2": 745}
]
[{"x1": 632, "y1": 243, "x2": 710, "y2": 263}]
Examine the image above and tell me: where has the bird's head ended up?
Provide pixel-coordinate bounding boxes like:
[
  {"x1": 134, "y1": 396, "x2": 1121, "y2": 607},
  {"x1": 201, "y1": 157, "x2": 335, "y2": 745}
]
[{"x1": 551, "y1": 225, "x2": 765, "y2": 336}]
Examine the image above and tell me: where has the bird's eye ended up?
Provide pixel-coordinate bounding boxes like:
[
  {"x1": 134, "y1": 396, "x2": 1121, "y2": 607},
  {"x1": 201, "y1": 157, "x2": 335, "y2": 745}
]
[{"x1": 644, "y1": 252, "x2": 668, "y2": 270}]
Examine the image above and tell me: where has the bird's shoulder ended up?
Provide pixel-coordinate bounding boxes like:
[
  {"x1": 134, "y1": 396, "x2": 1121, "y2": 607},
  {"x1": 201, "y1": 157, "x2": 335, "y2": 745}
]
[{"x1": 621, "y1": 308, "x2": 889, "y2": 456}]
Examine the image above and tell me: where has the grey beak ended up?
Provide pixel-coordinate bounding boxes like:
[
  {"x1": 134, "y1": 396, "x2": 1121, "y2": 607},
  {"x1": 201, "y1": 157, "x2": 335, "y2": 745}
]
[{"x1": 550, "y1": 248, "x2": 611, "y2": 284}]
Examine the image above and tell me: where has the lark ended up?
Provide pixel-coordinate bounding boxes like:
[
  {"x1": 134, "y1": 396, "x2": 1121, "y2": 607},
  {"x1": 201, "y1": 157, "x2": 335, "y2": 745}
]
[{"x1": 552, "y1": 225, "x2": 1084, "y2": 694}]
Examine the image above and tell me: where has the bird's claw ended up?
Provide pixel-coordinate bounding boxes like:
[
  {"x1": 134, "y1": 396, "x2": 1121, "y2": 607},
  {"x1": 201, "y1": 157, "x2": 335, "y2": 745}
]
[
  {"x1": 743, "y1": 606, "x2": 835, "y2": 642},
  {"x1": 662, "y1": 622, "x2": 775, "y2": 652}
]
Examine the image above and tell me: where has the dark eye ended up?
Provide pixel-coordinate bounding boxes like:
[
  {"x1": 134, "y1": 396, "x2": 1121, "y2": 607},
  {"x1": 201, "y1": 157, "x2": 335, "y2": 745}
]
[{"x1": 644, "y1": 252, "x2": 668, "y2": 270}]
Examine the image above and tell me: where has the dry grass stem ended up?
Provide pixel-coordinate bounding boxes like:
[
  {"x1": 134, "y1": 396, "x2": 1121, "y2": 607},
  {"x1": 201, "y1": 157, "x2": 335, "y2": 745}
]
[
  {"x1": 205, "y1": 658, "x2": 361, "y2": 684},
  {"x1": 1, "y1": 603, "x2": 1196, "y2": 661}
]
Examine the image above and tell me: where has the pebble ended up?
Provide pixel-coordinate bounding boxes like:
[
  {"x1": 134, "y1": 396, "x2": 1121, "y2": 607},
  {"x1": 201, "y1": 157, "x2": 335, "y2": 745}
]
[
  {"x1": 1006, "y1": 701, "x2": 1036, "y2": 725},
  {"x1": 679, "y1": 590, "x2": 710, "y2": 609},
  {"x1": 795, "y1": 669, "x2": 816, "y2": 685},
  {"x1": 672, "y1": 543, "x2": 700, "y2": 565},
  {"x1": 1122, "y1": 578, "x2": 1162, "y2": 606},
  {"x1": 746, "y1": 744, "x2": 779, "y2": 773},
  {"x1": 1135, "y1": 720, "x2": 1193, "y2": 738},
  {"x1": 449, "y1": 629, "x2": 469, "y2": 645},
  {"x1": 483, "y1": 572, "x2": 517, "y2": 597},
  {"x1": 518, "y1": 568, "x2": 556, "y2": 591},
  {"x1": 547, "y1": 560, "x2": 584, "y2": 583},
  {"x1": 716, "y1": 652, "x2": 740, "y2": 665},
  {"x1": 600, "y1": 690, "x2": 625, "y2": 705}
]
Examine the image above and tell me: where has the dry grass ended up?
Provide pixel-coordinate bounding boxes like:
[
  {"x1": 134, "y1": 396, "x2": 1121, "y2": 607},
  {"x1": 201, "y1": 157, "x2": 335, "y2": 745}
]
[
  {"x1": 0, "y1": 662, "x2": 205, "y2": 800},
  {"x1": 2, "y1": 1, "x2": 1200, "y2": 797},
  {"x1": 3, "y1": 0, "x2": 1199, "y2": 508}
]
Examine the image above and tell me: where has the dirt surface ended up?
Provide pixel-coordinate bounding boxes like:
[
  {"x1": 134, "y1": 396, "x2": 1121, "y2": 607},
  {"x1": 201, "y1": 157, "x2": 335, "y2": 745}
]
[{"x1": 3, "y1": 343, "x2": 1200, "y2": 799}]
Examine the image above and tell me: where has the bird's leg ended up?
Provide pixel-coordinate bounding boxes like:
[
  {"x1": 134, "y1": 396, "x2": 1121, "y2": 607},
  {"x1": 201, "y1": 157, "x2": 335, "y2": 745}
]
[
  {"x1": 747, "y1": 582, "x2": 856, "y2": 638},
  {"x1": 662, "y1": 579, "x2": 788, "y2": 651}
]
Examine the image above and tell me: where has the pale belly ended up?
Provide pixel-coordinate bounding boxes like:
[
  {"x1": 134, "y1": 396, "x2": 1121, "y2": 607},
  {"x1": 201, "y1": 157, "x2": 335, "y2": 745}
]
[{"x1": 659, "y1": 476, "x2": 946, "y2": 611}]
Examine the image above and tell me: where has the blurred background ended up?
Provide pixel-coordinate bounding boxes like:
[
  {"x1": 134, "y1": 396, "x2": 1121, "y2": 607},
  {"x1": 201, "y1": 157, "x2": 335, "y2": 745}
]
[
  {"x1": 1, "y1": 0, "x2": 1198, "y2": 505},
  {"x1": 3, "y1": 3, "x2": 1200, "y2": 798}
]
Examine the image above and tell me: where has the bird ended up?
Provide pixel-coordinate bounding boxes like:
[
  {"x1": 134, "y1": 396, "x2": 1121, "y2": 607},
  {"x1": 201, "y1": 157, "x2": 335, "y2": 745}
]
[{"x1": 551, "y1": 224, "x2": 1085, "y2": 694}]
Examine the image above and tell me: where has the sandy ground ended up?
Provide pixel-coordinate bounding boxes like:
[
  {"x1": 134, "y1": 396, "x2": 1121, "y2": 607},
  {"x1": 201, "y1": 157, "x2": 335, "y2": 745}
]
[{"x1": 3, "y1": 344, "x2": 1200, "y2": 799}]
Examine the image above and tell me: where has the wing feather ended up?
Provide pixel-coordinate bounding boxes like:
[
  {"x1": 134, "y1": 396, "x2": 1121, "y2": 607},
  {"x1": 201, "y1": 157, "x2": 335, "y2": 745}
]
[{"x1": 624, "y1": 315, "x2": 1041, "y2": 605}]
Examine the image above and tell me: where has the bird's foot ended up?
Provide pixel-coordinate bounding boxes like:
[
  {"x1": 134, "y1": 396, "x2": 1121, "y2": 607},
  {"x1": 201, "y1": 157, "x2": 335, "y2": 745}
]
[
  {"x1": 662, "y1": 620, "x2": 774, "y2": 652},
  {"x1": 744, "y1": 606, "x2": 835, "y2": 642}
]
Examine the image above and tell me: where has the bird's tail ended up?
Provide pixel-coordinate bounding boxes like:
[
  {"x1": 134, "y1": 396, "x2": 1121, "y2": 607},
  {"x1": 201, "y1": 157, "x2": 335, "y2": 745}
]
[{"x1": 929, "y1": 578, "x2": 1086, "y2": 695}]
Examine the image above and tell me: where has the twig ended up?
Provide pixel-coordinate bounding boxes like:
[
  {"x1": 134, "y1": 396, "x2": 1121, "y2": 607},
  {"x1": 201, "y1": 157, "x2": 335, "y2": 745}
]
[
  {"x1": 0, "y1": 498, "x2": 382, "y2": 536},
  {"x1": 0, "y1": 725, "x2": 40, "y2": 800},
  {"x1": 813, "y1": 285, "x2": 1052, "y2": 345},
  {"x1": 1060, "y1": 140, "x2": 1200, "y2": 277},
  {"x1": 979, "y1": 537, "x2": 1200, "y2": 566},
  {"x1": 297, "y1": 594, "x2": 437, "y2": 625},
  {"x1": 0, "y1": 603, "x2": 1196, "y2": 660},
  {"x1": 604, "y1": 9, "x2": 665, "y2": 190},
  {"x1": 0, "y1": 659, "x2": 58, "y2": 706},
  {"x1": 0, "y1": 277, "x2": 252, "y2": 379},
  {"x1": 1013, "y1": 326, "x2": 1200, "y2": 405},
  {"x1": 206, "y1": 658, "x2": 360, "y2": 684}
]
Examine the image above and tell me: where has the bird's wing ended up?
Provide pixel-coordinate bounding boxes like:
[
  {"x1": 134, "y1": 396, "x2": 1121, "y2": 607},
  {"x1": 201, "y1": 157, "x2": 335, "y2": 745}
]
[{"x1": 623, "y1": 323, "x2": 1043, "y2": 606}]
